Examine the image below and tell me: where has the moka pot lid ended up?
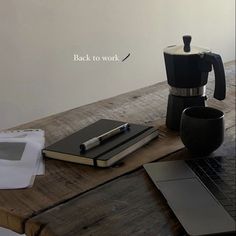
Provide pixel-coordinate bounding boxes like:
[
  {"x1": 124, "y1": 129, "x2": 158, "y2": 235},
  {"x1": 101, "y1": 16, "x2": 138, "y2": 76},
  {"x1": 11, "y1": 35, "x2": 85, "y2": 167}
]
[{"x1": 164, "y1": 35, "x2": 211, "y2": 56}]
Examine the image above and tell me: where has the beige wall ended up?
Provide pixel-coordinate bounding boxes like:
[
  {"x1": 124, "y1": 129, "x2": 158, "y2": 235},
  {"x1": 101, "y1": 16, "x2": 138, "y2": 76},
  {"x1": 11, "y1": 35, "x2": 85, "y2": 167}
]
[{"x1": 0, "y1": 0, "x2": 235, "y2": 129}]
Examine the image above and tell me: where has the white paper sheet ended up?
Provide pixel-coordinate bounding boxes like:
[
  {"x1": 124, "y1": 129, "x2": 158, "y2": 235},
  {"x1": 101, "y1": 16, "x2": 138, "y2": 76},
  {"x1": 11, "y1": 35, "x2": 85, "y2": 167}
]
[{"x1": 0, "y1": 129, "x2": 45, "y2": 189}]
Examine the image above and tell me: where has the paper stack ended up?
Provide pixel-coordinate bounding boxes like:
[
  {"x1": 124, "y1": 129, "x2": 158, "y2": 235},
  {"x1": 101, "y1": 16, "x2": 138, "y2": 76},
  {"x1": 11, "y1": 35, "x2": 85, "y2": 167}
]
[{"x1": 0, "y1": 129, "x2": 45, "y2": 189}]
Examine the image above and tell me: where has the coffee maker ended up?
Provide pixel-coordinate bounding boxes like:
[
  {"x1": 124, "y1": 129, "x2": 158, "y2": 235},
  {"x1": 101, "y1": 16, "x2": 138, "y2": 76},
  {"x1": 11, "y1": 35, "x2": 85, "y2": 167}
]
[{"x1": 164, "y1": 35, "x2": 226, "y2": 130}]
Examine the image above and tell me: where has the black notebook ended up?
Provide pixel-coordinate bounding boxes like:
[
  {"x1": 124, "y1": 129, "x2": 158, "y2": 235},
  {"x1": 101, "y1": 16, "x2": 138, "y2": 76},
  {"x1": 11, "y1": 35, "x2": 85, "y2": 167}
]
[{"x1": 43, "y1": 119, "x2": 158, "y2": 167}]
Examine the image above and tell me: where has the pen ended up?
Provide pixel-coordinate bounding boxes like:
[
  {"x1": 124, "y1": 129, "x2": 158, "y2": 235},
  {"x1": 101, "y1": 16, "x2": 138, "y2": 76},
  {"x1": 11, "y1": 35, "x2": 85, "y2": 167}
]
[{"x1": 80, "y1": 123, "x2": 130, "y2": 152}]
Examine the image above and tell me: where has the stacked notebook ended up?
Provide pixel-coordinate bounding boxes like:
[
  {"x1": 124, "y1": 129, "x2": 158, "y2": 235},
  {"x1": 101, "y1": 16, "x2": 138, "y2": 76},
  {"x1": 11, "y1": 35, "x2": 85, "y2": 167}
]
[{"x1": 43, "y1": 119, "x2": 158, "y2": 167}]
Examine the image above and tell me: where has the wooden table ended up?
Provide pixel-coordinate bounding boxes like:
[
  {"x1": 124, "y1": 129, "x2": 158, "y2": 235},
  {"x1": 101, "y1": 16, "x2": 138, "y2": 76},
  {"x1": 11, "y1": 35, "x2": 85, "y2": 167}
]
[{"x1": 0, "y1": 62, "x2": 235, "y2": 236}]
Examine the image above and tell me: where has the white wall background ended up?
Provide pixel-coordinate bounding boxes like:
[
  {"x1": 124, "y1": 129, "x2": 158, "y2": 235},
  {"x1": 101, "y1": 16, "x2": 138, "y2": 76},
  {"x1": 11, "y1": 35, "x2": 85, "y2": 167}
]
[{"x1": 0, "y1": 0, "x2": 235, "y2": 130}]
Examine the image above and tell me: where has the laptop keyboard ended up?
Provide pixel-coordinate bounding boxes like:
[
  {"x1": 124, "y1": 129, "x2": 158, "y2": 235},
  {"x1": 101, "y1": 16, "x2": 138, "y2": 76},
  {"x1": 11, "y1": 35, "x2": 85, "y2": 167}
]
[{"x1": 186, "y1": 156, "x2": 236, "y2": 220}]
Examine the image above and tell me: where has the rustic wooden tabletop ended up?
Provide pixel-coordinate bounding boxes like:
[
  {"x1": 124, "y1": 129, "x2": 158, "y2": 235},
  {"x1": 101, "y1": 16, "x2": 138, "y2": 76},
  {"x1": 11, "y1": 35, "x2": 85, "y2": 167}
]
[{"x1": 0, "y1": 61, "x2": 235, "y2": 236}]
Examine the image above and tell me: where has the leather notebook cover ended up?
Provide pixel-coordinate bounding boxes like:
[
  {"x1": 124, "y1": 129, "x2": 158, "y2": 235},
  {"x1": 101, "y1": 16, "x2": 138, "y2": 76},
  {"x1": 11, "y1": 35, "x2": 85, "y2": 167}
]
[{"x1": 43, "y1": 119, "x2": 158, "y2": 166}]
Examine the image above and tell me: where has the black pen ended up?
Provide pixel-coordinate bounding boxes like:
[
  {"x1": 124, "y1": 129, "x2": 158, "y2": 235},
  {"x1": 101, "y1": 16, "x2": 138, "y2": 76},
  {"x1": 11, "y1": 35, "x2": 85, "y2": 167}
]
[{"x1": 80, "y1": 123, "x2": 130, "y2": 152}]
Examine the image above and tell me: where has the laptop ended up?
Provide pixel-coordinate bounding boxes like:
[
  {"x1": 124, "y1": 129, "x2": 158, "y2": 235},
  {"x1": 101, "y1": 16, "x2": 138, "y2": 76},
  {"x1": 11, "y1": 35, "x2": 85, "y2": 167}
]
[{"x1": 144, "y1": 156, "x2": 236, "y2": 235}]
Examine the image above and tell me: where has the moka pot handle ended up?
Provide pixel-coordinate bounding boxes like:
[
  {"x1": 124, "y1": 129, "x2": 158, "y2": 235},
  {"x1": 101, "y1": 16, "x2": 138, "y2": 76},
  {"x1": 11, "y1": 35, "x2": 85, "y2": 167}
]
[{"x1": 204, "y1": 52, "x2": 226, "y2": 100}]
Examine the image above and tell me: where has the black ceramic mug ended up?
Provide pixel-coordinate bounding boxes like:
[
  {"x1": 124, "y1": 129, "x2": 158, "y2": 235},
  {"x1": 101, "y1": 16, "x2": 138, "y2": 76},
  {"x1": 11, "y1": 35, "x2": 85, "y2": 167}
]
[{"x1": 180, "y1": 106, "x2": 224, "y2": 155}]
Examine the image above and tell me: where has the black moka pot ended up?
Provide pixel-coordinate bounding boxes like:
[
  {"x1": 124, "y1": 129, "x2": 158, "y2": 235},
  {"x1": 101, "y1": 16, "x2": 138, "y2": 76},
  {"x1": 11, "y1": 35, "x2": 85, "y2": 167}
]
[{"x1": 164, "y1": 35, "x2": 226, "y2": 130}]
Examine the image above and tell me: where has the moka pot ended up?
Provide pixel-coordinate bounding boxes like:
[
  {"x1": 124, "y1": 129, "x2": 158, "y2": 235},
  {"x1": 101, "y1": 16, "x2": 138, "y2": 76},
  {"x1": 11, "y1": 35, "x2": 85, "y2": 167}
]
[{"x1": 164, "y1": 35, "x2": 226, "y2": 130}]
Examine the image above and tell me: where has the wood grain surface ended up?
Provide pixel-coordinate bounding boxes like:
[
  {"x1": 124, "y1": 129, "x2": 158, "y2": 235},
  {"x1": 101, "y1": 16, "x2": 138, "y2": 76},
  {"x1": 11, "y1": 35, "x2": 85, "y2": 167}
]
[
  {"x1": 0, "y1": 81, "x2": 179, "y2": 234},
  {"x1": 0, "y1": 61, "x2": 235, "y2": 235},
  {"x1": 24, "y1": 124, "x2": 235, "y2": 236}
]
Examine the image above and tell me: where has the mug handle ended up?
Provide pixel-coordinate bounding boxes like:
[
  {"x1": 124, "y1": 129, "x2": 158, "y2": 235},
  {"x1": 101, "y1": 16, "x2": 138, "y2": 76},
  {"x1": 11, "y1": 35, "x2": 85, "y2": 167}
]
[{"x1": 204, "y1": 52, "x2": 226, "y2": 100}]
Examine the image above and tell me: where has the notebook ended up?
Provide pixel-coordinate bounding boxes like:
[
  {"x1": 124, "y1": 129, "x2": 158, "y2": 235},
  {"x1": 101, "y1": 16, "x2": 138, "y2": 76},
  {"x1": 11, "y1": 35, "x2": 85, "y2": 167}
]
[{"x1": 43, "y1": 119, "x2": 158, "y2": 167}]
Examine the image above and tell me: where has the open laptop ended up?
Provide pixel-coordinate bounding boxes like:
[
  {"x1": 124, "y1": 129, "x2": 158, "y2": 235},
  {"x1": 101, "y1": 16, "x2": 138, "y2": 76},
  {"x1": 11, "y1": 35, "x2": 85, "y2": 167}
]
[{"x1": 144, "y1": 156, "x2": 236, "y2": 235}]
